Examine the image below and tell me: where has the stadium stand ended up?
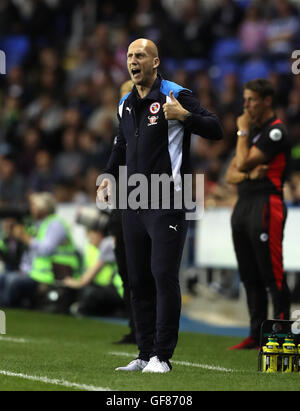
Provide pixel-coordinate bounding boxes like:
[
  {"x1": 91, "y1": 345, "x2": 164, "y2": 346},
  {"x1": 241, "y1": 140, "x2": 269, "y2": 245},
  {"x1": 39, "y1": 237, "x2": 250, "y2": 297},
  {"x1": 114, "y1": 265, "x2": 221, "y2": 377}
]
[{"x1": 0, "y1": 0, "x2": 300, "y2": 323}]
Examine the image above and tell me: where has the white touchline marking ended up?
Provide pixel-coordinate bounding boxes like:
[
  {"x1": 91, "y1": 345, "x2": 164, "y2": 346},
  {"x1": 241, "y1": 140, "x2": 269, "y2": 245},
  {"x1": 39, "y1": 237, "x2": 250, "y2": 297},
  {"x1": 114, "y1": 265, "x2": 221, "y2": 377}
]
[
  {"x1": 172, "y1": 360, "x2": 233, "y2": 372},
  {"x1": 109, "y1": 351, "x2": 234, "y2": 373},
  {"x1": 0, "y1": 335, "x2": 78, "y2": 347},
  {"x1": 0, "y1": 336, "x2": 28, "y2": 343},
  {"x1": 0, "y1": 370, "x2": 112, "y2": 391}
]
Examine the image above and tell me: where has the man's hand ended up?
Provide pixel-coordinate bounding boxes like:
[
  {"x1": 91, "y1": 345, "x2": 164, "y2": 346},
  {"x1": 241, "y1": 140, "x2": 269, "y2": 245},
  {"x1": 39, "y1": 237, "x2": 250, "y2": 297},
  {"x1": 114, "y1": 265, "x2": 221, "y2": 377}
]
[
  {"x1": 249, "y1": 164, "x2": 269, "y2": 180},
  {"x1": 97, "y1": 178, "x2": 112, "y2": 203},
  {"x1": 63, "y1": 277, "x2": 82, "y2": 289},
  {"x1": 12, "y1": 224, "x2": 31, "y2": 245},
  {"x1": 163, "y1": 91, "x2": 190, "y2": 122},
  {"x1": 237, "y1": 111, "x2": 251, "y2": 133}
]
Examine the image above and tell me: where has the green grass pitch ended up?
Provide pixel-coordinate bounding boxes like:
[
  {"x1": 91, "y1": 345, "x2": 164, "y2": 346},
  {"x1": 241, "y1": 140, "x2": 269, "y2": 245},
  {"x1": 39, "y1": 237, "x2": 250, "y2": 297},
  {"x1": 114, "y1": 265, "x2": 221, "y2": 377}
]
[{"x1": 0, "y1": 309, "x2": 299, "y2": 391}]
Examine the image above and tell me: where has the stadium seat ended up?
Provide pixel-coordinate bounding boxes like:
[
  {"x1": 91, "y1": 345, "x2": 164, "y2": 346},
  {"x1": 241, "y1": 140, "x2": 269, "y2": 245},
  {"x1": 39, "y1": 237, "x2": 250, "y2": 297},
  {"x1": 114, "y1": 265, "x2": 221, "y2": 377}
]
[
  {"x1": 210, "y1": 38, "x2": 242, "y2": 65},
  {"x1": 161, "y1": 57, "x2": 180, "y2": 75},
  {"x1": 209, "y1": 61, "x2": 239, "y2": 91},
  {"x1": 239, "y1": 59, "x2": 271, "y2": 84},
  {"x1": 235, "y1": 0, "x2": 252, "y2": 10},
  {"x1": 162, "y1": 58, "x2": 207, "y2": 76},
  {"x1": 182, "y1": 58, "x2": 207, "y2": 73},
  {"x1": 273, "y1": 60, "x2": 291, "y2": 75},
  {"x1": 0, "y1": 35, "x2": 30, "y2": 73}
]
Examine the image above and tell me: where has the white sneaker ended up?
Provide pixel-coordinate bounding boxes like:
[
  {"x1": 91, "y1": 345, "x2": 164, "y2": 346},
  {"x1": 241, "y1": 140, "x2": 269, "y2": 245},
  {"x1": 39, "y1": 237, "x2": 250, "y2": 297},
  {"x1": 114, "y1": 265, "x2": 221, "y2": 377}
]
[
  {"x1": 115, "y1": 358, "x2": 148, "y2": 371},
  {"x1": 142, "y1": 356, "x2": 171, "y2": 373}
]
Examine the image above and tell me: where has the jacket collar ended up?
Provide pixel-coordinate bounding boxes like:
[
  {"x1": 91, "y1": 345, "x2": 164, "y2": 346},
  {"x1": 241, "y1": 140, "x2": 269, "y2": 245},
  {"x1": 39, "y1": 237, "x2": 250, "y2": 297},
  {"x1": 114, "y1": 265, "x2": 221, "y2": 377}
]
[{"x1": 128, "y1": 74, "x2": 162, "y2": 105}]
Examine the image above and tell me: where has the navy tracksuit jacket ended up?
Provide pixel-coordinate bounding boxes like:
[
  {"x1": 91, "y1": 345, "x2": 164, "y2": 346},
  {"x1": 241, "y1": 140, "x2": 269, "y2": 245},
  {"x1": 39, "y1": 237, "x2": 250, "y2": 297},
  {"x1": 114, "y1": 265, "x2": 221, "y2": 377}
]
[{"x1": 105, "y1": 74, "x2": 222, "y2": 361}]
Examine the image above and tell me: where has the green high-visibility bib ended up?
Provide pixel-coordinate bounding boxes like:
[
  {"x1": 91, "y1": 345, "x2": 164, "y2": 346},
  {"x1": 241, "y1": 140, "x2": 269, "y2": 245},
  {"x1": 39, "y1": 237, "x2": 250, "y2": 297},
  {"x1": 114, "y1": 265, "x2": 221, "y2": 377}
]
[
  {"x1": 30, "y1": 214, "x2": 79, "y2": 285},
  {"x1": 84, "y1": 242, "x2": 124, "y2": 298}
]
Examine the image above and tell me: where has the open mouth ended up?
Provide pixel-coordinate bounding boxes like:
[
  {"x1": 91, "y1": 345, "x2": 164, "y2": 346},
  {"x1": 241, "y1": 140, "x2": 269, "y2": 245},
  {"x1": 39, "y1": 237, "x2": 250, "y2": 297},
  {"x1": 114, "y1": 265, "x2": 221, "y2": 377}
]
[{"x1": 131, "y1": 68, "x2": 141, "y2": 77}]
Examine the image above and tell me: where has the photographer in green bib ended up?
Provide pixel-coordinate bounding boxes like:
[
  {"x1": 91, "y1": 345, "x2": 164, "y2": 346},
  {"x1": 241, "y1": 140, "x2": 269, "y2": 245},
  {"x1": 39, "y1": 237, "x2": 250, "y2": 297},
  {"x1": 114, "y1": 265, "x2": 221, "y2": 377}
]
[
  {"x1": 1, "y1": 192, "x2": 80, "y2": 308},
  {"x1": 63, "y1": 208, "x2": 125, "y2": 317}
]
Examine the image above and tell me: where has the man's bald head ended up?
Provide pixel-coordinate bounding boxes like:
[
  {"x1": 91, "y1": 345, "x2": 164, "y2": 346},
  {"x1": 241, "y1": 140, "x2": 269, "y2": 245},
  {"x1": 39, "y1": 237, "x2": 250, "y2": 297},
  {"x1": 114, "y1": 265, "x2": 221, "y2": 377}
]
[
  {"x1": 128, "y1": 38, "x2": 159, "y2": 58},
  {"x1": 127, "y1": 38, "x2": 160, "y2": 91}
]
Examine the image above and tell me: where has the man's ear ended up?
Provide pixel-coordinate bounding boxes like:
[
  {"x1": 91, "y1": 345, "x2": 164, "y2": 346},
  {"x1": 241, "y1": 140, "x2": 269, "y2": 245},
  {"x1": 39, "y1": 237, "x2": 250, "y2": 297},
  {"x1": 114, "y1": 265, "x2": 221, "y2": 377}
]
[{"x1": 153, "y1": 57, "x2": 160, "y2": 70}]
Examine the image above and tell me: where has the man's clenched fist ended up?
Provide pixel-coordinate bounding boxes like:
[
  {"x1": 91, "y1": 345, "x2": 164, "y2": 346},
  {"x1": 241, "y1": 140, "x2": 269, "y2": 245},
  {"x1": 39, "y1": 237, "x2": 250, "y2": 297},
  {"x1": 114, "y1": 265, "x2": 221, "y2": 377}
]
[{"x1": 97, "y1": 178, "x2": 112, "y2": 203}]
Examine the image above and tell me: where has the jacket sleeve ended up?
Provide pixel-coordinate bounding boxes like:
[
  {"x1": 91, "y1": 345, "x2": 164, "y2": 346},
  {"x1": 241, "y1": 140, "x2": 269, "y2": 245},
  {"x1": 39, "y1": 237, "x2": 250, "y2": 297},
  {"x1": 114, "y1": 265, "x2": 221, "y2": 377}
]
[
  {"x1": 29, "y1": 220, "x2": 67, "y2": 257},
  {"x1": 177, "y1": 90, "x2": 223, "y2": 140},
  {"x1": 103, "y1": 115, "x2": 126, "y2": 179}
]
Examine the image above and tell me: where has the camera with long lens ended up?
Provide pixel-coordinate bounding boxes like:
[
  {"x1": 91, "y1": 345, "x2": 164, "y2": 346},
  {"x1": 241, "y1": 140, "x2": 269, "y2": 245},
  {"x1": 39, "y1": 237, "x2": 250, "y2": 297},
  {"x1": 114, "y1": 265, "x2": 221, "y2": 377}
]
[{"x1": 75, "y1": 207, "x2": 111, "y2": 235}]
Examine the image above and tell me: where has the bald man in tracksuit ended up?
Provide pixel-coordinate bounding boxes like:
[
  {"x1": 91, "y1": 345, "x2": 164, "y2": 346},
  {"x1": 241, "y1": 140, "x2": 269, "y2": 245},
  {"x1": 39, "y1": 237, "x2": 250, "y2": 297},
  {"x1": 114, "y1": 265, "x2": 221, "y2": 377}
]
[{"x1": 98, "y1": 38, "x2": 223, "y2": 373}]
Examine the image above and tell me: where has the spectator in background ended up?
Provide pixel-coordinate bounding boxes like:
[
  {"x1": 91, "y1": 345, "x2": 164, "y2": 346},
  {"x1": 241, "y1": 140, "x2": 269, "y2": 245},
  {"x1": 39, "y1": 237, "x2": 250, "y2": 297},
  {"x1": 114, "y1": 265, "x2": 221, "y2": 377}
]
[
  {"x1": 53, "y1": 127, "x2": 84, "y2": 182},
  {"x1": 129, "y1": 0, "x2": 162, "y2": 44},
  {"x1": 239, "y1": 4, "x2": 267, "y2": 58},
  {"x1": 286, "y1": 171, "x2": 300, "y2": 206},
  {"x1": 37, "y1": 47, "x2": 65, "y2": 90},
  {"x1": 91, "y1": 45, "x2": 126, "y2": 89},
  {"x1": 0, "y1": 96, "x2": 21, "y2": 146},
  {"x1": 5, "y1": 66, "x2": 30, "y2": 105},
  {"x1": 67, "y1": 79, "x2": 94, "y2": 119},
  {"x1": 0, "y1": 192, "x2": 80, "y2": 308},
  {"x1": 287, "y1": 89, "x2": 300, "y2": 170},
  {"x1": 63, "y1": 210, "x2": 124, "y2": 318},
  {"x1": 0, "y1": 218, "x2": 27, "y2": 272},
  {"x1": 83, "y1": 166, "x2": 103, "y2": 204},
  {"x1": 39, "y1": 68, "x2": 61, "y2": 98},
  {"x1": 219, "y1": 73, "x2": 242, "y2": 115},
  {"x1": 210, "y1": 0, "x2": 244, "y2": 41},
  {"x1": 77, "y1": 128, "x2": 102, "y2": 173},
  {"x1": 24, "y1": 93, "x2": 63, "y2": 152},
  {"x1": 0, "y1": 0, "x2": 22, "y2": 37},
  {"x1": 87, "y1": 85, "x2": 119, "y2": 138},
  {"x1": 62, "y1": 106, "x2": 83, "y2": 131},
  {"x1": 0, "y1": 153, "x2": 26, "y2": 206},
  {"x1": 179, "y1": 0, "x2": 212, "y2": 59},
  {"x1": 287, "y1": 88, "x2": 300, "y2": 127},
  {"x1": 53, "y1": 177, "x2": 87, "y2": 205},
  {"x1": 194, "y1": 71, "x2": 217, "y2": 113},
  {"x1": 89, "y1": 23, "x2": 111, "y2": 52},
  {"x1": 27, "y1": 150, "x2": 56, "y2": 194},
  {"x1": 66, "y1": 42, "x2": 95, "y2": 90},
  {"x1": 18, "y1": 126, "x2": 41, "y2": 176},
  {"x1": 113, "y1": 27, "x2": 131, "y2": 78},
  {"x1": 265, "y1": 0, "x2": 299, "y2": 61},
  {"x1": 172, "y1": 68, "x2": 190, "y2": 90},
  {"x1": 212, "y1": 111, "x2": 237, "y2": 161}
]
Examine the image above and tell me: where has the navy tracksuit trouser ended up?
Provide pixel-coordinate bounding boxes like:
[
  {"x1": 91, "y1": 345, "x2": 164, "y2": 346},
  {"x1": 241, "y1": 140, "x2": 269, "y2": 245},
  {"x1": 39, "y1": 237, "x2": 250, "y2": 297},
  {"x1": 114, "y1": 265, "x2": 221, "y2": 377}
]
[{"x1": 122, "y1": 208, "x2": 189, "y2": 361}]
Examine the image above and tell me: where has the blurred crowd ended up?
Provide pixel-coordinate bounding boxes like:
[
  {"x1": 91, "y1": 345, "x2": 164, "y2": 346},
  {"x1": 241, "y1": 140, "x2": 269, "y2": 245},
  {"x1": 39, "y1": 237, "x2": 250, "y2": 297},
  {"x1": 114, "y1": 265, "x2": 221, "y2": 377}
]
[
  {"x1": 0, "y1": 0, "x2": 299, "y2": 213},
  {"x1": 0, "y1": 0, "x2": 299, "y2": 313}
]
